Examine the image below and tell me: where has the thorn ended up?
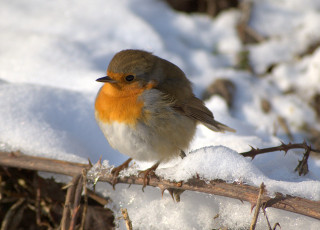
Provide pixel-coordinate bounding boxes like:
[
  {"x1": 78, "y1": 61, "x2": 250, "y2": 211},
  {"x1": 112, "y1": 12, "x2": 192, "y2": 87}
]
[
  {"x1": 161, "y1": 188, "x2": 165, "y2": 198},
  {"x1": 110, "y1": 174, "x2": 118, "y2": 190},
  {"x1": 175, "y1": 181, "x2": 183, "y2": 187},
  {"x1": 158, "y1": 184, "x2": 169, "y2": 198},
  {"x1": 98, "y1": 155, "x2": 102, "y2": 166},
  {"x1": 250, "y1": 203, "x2": 256, "y2": 213},
  {"x1": 173, "y1": 189, "x2": 184, "y2": 202},
  {"x1": 249, "y1": 145, "x2": 258, "y2": 153},
  {"x1": 9, "y1": 152, "x2": 18, "y2": 158},
  {"x1": 167, "y1": 188, "x2": 175, "y2": 201},
  {"x1": 196, "y1": 173, "x2": 200, "y2": 179},
  {"x1": 164, "y1": 188, "x2": 184, "y2": 202},
  {"x1": 88, "y1": 158, "x2": 93, "y2": 167}
]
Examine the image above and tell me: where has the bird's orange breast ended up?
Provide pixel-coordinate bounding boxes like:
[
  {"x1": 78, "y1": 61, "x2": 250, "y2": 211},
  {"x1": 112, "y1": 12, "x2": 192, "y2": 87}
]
[{"x1": 95, "y1": 83, "x2": 150, "y2": 125}]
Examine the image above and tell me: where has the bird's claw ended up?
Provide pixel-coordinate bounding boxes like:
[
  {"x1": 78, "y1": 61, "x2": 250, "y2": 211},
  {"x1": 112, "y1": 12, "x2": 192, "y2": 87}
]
[
  {"x1": 138, "y1": 162, "x2": 160, "y2": 191},
  {"x1": 110, "y1": 158, "x2": 132, "y2": 189}
]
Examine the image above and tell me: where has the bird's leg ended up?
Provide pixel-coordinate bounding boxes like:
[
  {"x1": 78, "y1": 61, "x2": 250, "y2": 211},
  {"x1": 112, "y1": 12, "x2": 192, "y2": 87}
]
[
  {"x1": 138, "y1": 162, "x2": 160, "y2": 190},
  {"x1": 111, "y1": 158, "x2": 132, "y2": 188}
]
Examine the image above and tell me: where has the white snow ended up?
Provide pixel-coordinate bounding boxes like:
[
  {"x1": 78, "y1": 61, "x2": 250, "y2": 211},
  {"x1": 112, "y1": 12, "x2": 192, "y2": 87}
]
[{"x1": 1, "y1": 0, "x2": 320, "y2": 229}]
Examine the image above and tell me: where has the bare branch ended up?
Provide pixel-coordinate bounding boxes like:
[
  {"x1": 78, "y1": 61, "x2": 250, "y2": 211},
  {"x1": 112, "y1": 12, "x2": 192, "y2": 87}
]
[
  {"x1": 0, "y1": 151, "x2": 90, "y2": 176},
  {"x1": 240, "y1": 142, "x2": 320, "y2": 175},
  {"x1": 1, "y1": 151, "x2": 320, "y2": 220},
  {"x1": 250, "y1": 183, "x2": 265, "y2": 230},
  {"x1": 61, "y1": 174, "x2": 82, "y2": 230},
  {"x1": 80, "y1": 169, "x2": 88, "y2": 230}
]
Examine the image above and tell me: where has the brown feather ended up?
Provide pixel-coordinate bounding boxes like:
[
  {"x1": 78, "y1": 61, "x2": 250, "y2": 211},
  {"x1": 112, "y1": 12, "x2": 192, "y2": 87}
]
[
  {"x1": 107, "y1": 49, "x2": 235, "y2": 133},
  {"x1": 154, "y1": 58, "x2": 235, "y2": 133},
  {"x1": 173, "y1": 97, "x2": 235, "y2": 133}
]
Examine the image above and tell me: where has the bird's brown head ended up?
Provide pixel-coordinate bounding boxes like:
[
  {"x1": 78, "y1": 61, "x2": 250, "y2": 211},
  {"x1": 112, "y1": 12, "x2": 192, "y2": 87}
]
[
  {"x1": 96, "y1": 49, "x2": 192, "y2": 99},
  {"x1": 96, "y1": 49, "x2": 159, "y2": 90}
]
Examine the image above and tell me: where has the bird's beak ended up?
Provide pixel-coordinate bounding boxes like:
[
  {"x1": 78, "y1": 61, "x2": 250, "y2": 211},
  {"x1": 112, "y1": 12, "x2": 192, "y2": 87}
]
[{"x1": 96, "y1": 76, "x2": 116, "y2": 83}]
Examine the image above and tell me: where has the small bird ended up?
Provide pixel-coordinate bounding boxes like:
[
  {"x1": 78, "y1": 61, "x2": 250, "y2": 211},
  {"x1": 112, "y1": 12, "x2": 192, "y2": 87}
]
[{"x1": 95, "y1": 49, "x2": 235, "y2": 187}]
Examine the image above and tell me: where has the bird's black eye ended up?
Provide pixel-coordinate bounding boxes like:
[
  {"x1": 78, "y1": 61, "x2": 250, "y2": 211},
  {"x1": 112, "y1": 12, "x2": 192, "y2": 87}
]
[{"x1": 125, "y1": 75, "x2": 135, "y2": 82}]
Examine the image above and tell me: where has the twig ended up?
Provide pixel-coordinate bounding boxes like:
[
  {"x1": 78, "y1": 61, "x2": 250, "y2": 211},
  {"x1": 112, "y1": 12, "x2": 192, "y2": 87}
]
[
  {"x1": 250, "y1": 183, "x2": 265, "y2": 230},
  {"x1": 86, "y1": 189, "x2": 110, "y2": 206},
  {"x1": 240, "y1": 142, "x2": 316, "y2": 158},
  {"x1": 262, "y1": 208, "x2": 280, "y2": 230},
  {"x1": 263, "y1": 208, "x2": 272, "y2": 230},
  {"x1": 61, "y1": 174, "x2": 82, "y2": 230},
  {"x1": 0, "y1": 174, "x2": 3, "y2": 200},
  {"x1": 87, "y1": 169, "x2": 320, "y2": 220},
  {"x1": 80, "y1": 169, "x2": 88, "y2": 230},
  {"x1": 69, "y1": 205, "x2": 80, "y2": 230},
  {"x1": 69, "y1": 175, "x2": 83, "y2": 230},
  {"x1": 34, "y1": 176, "x2": 51, "y2": 228},
  {"x1": 240, "y1": 141, "x2": 320, "y2": 175},
  {"x1": 0, "y1": 151, "x2": 90, "y2": 176},
  {"x1": 121, "y1": 208, "x2": 133, "y2": 230},
  {"x1": 35, "y1": 176, "x2": 42, "y2": 226},
  {"x1": 237, "y1": 0, "x2": 265, "y2": 44},
  {"x1": 295, "y1": 147, "x2": 311, "y2": 176},
  {"x1": 0, "y1": 198, "x2": 26, "y2": 230},
  {"x1": 272, "y1": 223, "x2": 281, "y2": 230},
  {"x1": 1, "y1": 151, "x2": 320, "y2": 220}
]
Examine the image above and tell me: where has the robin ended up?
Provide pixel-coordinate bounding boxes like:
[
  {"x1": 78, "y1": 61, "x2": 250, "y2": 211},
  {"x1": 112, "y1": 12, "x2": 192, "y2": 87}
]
[{"x1": 95, "y1": 49, "x2": 235, "y2": 188}]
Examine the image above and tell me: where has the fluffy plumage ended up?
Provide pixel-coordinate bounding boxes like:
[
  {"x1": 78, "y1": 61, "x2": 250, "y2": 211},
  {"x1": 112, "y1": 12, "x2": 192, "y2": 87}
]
[{"x1": 95, "y1": 49, "x2": 235, "y2": 186}]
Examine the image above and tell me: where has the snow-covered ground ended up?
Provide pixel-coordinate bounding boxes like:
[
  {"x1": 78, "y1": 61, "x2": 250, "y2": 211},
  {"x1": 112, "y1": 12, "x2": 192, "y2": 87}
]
[{"x1": 1, "y1": 0, "x2": 320, "y2": 229}]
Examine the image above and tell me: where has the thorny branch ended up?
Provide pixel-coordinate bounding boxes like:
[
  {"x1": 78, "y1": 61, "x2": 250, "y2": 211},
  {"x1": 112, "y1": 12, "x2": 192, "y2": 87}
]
[
  {"x1": 240, "y1": 141, "x2": 320, "y2": 175},
  {"x1": 0, "y1": 149, "x2": 320, "y2": 221}
]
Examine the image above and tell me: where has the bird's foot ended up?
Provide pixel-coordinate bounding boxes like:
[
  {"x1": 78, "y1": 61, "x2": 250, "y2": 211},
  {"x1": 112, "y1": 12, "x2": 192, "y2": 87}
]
[
  {"x1": 111, "y1": 158, "x2": 132, "y2": 189},
  {"x1": 138, "y1": 162, "x2": 160, "y2": 191}
]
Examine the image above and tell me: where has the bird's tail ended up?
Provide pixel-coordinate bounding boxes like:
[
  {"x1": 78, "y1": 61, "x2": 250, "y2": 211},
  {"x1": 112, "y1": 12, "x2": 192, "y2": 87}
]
[{"x1": 203, "y1": 120, "x2": 236, "y2": 133}]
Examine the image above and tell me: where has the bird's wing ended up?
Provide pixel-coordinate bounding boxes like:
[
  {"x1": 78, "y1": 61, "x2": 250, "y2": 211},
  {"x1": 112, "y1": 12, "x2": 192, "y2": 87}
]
[{"x1": 173, "y1": 96, "x2": 235, "y2": 133}]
